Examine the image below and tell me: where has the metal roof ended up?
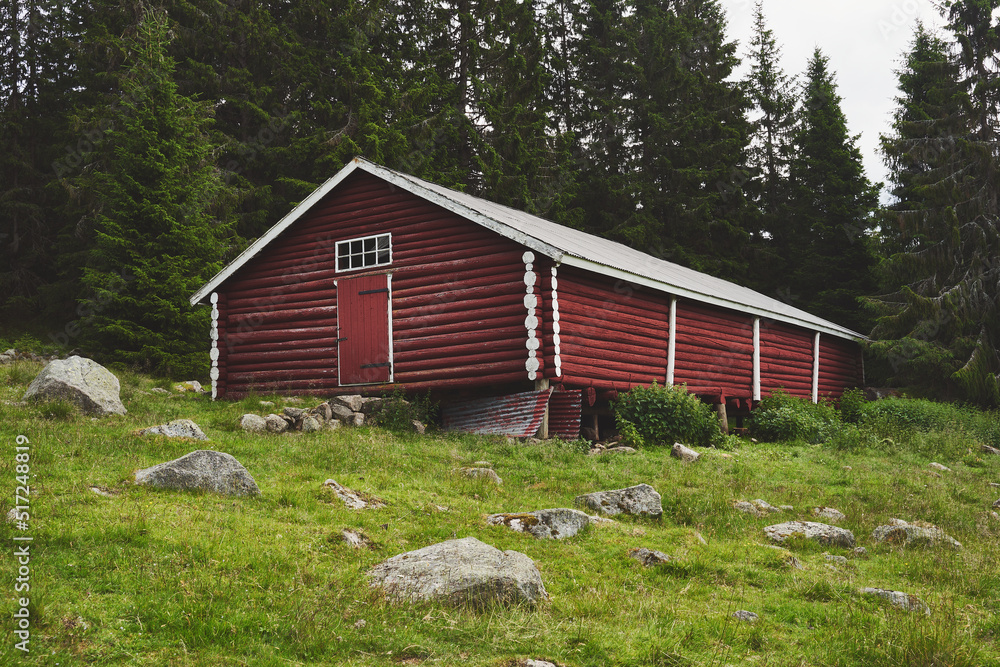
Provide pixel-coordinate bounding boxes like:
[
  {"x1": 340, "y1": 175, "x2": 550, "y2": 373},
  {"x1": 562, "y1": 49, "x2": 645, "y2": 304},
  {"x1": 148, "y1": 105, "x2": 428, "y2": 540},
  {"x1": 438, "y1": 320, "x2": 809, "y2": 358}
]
[{"x1": 191, "y1": 157, "x2": 865, "y2": 340}]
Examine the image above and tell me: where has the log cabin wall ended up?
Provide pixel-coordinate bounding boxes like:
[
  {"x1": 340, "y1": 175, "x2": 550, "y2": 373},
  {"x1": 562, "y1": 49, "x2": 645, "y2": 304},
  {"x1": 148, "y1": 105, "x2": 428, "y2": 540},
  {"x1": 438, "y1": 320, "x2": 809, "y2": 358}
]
[
  {"x1": 759, "y1": 320, "x2": 816, "y2": 400},
  {"x1": 553, "y1": 266, "x2": 669, "y2": 391},
  {"x1": 218, "y1": 172, "x2": 531, "y2": 398},
  {"x1": 818, "y1": 335, "x2": 863, "y2": 401},
  {"x1": 672, "y1": 300, "x2": 755, "y2": 402}
]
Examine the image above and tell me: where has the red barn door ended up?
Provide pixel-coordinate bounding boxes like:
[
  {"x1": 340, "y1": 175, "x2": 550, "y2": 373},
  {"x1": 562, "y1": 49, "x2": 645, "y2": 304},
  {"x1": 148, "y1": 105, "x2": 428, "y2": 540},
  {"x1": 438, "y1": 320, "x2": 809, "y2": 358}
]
[{"x1": 337, "y1": 274, "x2": 392, "y2": 385}]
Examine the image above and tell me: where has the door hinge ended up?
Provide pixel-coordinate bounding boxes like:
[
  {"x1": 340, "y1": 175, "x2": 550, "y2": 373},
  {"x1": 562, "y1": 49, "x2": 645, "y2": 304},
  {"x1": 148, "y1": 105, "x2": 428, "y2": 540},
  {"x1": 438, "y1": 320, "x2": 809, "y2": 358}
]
[{"x1": 358, "y1": 287, "x2": 390, "y2": 295}]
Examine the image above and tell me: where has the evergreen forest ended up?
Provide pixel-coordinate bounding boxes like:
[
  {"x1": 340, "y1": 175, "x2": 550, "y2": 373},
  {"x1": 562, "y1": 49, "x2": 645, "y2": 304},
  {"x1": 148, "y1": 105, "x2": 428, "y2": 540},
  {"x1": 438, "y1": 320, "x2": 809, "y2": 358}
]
[{"x1": 2, "y1": 0, "x2": 999, "y2": 405}]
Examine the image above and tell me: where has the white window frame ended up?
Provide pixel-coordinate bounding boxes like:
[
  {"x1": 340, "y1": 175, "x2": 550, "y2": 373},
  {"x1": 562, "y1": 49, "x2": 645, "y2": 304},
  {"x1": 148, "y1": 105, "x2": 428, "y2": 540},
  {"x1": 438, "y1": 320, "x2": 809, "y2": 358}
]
[{"x1": 335, "y1": 233, "x2": 392, "y2": 273}]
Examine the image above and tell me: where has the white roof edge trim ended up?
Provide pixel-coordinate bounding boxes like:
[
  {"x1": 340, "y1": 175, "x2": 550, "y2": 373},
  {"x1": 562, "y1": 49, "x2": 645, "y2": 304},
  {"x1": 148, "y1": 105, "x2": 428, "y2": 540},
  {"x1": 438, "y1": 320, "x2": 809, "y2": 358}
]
[
  {"x1": 356, "y1": 161, "x2": 565, "y2": 261},
  {"x1": 189, "y1": 158, "x2": 367, "y2": 305},
  {"x1": 560, "y1": 255, "x2": 867, "y2": 341}
]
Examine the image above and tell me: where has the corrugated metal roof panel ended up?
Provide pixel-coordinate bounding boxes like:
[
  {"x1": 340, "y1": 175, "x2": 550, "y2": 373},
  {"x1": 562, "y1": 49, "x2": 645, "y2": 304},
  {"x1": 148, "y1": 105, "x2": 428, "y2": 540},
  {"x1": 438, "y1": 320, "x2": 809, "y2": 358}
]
[
  {"x1": 547, "y1": 390, "x2": 582, "y2": 439},
  {"x1": 442, "y1": 390, "x2": 551, "y2": 437}
]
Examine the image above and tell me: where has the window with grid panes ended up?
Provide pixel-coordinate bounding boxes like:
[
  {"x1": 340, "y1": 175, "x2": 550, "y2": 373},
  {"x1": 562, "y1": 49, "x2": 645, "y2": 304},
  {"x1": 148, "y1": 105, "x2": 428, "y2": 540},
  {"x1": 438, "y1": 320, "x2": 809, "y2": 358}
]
[{"x1": 335, "y1": 233, "x2": 391, "y2": 272}]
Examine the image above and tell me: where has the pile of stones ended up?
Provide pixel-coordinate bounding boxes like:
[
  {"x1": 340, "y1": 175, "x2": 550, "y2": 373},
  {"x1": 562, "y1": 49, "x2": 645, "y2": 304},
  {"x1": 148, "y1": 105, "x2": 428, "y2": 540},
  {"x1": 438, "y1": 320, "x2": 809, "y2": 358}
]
[{"x1": 240, "y1": 395, "x2": 425, "y2": 434}]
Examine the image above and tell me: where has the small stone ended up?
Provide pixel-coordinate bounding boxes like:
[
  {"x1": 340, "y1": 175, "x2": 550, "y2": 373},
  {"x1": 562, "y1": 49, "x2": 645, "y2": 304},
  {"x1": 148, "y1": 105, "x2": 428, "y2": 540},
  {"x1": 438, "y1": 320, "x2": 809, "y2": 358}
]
[
  {"x1": 350, "y1": 412, "x2": 365, "y2": 427},
  {"x1": 458, "y1": 467, "x2": 502, "y2": 485},
  {"x1": 981, "y1": 444, "x2": 1000, "y2": 456},
  {"x1": 322, "y1": 479, "x2": 386, "y2": 510},
  {"x1": 601, "y1": 446, "x2": 638, "y2": 455},
  {"x1": 301, "y1": 415, "x2": 322, "y2": 433},
  {"x1": 813, "y1": 506, "x2": 846, "y2": 523},
  {"x1": 779, "y1": 505, "x2": 794, "y2": 511},
  {"x1": 264, "y1": 414, "x2": 288, "y2": 434},
  {"x1": 853, "y1": 547, "x2": 869, "y2": 558},
  {"x1": 522, "y1": 661, "x2": 558, "y2": 667},
  {"x1": 989, "y1": 482, "x2": 1000, "y2": 488},
  {"x1": 139, "y1": 419, "x2": 208, "y2": 440},
  {"x1": 173, "y1": 380, "x2": 203, "y2": 393},
  {"x1": 824, "y1": 552, "x2": 848, "y2": 565},
  {"x1": 342, "y1": 528, "x2": 373, "y2": 549},
  {"x1": 993, "y1": 498, "x2": 1000, "y2": 509},
  {"x1": 735, "y1": 500, "x2": 765, "y2": 517},
  {"x1": 842, "y1": 466, "x2": 852, "y2": 471},
  {"x1": 752, "y1": 499, "x2": 783, "y2": 514},
  {"x1": 6, "y1": 508, "x2": 20, "y2": 523},
  {"x1": 929, "y1": 462, "x2": 951, "y2": 472},
  {"x1": 353, "y1": 619, "x2": 367, "y2": 630},
  {"x1": 259, "y1": 401, "x2": 274, "y2": 407},
  {"x1": 575, "y1": 483, "x2": 663, "y2": 519},
  {"x1": 331, "y1": 395, "x2": 364, "y2": 412},
  {"x1": 240, "y1": 414, "x2": 267, "y2": 432},
  {"x1": 671, "y1": 442, "x2": 701, "y2": 463},
  {"x1": 89, "y1": 486, "x2": 117, "y2": 498},
  {"x1": 150, "y1": 387, "x2": 170, "y2": 395},
  {"x1": 732, "y1": 610, "x2": 759, "y2": 623},
  {"x1": 764, "y1": 521, "x2": 855, "y2": 549},
  {"x1": 283, "y1": 407, "x2": 306, "y2": 420},
  {"x1": 871, "y1": 520, "x2": 962, "y2": 550},
  {"x1": 488, "y1": 508, "x2": 591, "y2": 540},
  {"x1": 329, "y1": 403, "x2": 356, "y2": 421},
  {"x1": 694, "y1": 531, "x2": 708, "y2": 545},
  {"x1": 628, "y1": 547, "x2": 672, "y2": 566},
  {"x1": 860, "y1": 587, "x2": 930, "y2": 615},
  {"x1": 411, "y1": 420, "x2": 426, "y2": 434},
  {"x1": 311, "y1": 403, "x2": 333, "y2": 421},
  {"x1": 326, "y1": 419, "x2": 341, "y2": 431}
]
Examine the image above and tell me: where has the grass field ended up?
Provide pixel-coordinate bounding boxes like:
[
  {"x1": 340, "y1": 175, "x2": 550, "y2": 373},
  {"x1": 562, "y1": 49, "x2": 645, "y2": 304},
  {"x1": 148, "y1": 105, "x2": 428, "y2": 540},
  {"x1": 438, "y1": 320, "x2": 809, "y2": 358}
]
[{"x1": 1, "y1": 360, "x2": 999, "y2": 666}]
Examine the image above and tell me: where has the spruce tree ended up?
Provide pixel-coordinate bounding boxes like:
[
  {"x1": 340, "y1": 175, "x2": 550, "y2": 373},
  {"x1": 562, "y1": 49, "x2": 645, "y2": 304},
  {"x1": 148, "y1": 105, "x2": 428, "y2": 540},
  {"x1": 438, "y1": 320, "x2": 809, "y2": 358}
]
[
  {"x1": 784, "y1": 49, "x2": 879, "y2": 332},
  {"x1": 73, "y1": 9, "x2": 235, "y2": 377},
  {"x1": 869, "y1": 5, "x2": 1000, "y2": 405}
]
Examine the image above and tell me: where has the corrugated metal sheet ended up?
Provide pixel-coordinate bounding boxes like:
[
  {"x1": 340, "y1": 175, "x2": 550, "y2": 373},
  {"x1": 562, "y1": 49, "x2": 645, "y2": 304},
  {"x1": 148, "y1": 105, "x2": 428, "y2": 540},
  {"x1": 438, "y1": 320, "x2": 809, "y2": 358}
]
[
  {"x1": 191, "y1": 158, "x2": 865, "y2": 343},
  {"x1": 548, "y1": 390, "x2": 582, "y2": 439},
  {"x1": 442, "y1": 390, "x2": 551, "y2": 437}
]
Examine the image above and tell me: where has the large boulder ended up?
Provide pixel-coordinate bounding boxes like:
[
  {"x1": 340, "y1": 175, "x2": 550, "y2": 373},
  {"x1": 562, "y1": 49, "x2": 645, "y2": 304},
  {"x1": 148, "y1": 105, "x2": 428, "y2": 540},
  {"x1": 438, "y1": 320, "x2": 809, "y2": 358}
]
[
  {"x1": 871, "y1": 519, "x2": 962, "y2": 550},
  {"x1": 134, "y1": 450, "x2": 260, "y2": 497},
  {"x1": 369, "y1": 537, "x2": 546, "y2": 607},
  {"x1": 575, "y1": 483, "x2": 663, "y2": 519},
  {"x1": 22, "y1": 356, "x2": 126, "y2": 416},
  {"x1": 764, "y1": 521, "x2": 855, "y2": 549},
  {"x1": 488, "y1": 508, "x2": 591, "y2": 540},
  {"x1": 139, "y1": 419, "x2": 207, "y2": 440}
]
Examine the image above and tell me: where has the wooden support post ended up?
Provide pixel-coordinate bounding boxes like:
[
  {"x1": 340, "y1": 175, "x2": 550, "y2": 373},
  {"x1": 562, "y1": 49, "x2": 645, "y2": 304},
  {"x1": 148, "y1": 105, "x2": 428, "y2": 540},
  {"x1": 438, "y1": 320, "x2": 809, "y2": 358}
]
[
  {"x1": 535, "y1": 378, "x2": 550, "y2": 439},
  {"x1": 715, "y1": 402, "x2": 729, "y2": 436}
]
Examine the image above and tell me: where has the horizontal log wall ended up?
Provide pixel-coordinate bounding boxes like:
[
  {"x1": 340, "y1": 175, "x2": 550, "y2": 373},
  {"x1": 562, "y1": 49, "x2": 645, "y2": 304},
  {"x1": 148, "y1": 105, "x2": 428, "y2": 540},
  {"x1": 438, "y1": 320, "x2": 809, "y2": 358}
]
[
  {"x1": 673, "y1": 300, "x2": 754, "y2": 400},
  {"x1": 759, "y1": 320, "x2": 815, "y2": 400},
  {"x1": 553, "y1": 267, "x2": 668, "y2": 391},
  {"x1": 220, "y1": 172, "x2": 529, "y2": 397},
  {"x1": 818, "y1": 335, "x2": 863, "y2": 400}
]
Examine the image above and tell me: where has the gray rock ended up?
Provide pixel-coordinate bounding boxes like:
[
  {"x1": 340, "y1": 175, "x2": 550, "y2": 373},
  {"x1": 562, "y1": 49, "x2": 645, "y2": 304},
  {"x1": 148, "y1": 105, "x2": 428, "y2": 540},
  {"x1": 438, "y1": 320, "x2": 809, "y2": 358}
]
[
  {"x1": 575, "y1": 483, "x2": 663, "y2": 519},
  {"x1": 929, "y1": 462, "x2": 951, "y2": 472},
  {"x1": 22, "y1": 356, "x2": 126, "y2": 416},
  {"x1": 342, "y1": 528, "x2": 373, "y2": 549},
  {"x1": 283, "y1": 407, "x2": 306, "y2": 420},
  {"x1": 853, "y1": 547, "x2": 869, "y2": 558},
  {"x1": 322, "y1": 479, "x2": 386, "y2": 510},
  {"x1": 764, "y1": 521, "x2": 855, "y2": 548},
  {"x1": 752, "y1": 499, "x2": 783, "y2": 514},
  {"x1": 824, "y1": 552, "x2": 849, "y2": 565},
  {"x1": 301, "y1": 415, "x2": 322, "y2": 433},
  {"x1": 150, "y1": 387, "x2": 170, "y2": 395},
  {"x1": 173, "y1": 380, "x2": 203, "y2": 393},
  {"x1": 601, "y1": 446, "x2": 637, "y2": 455},
  {"x1": 488, "y1": 508, "x2": 591, "y2": 540},
  {"x1": 139, "y1": 419, "x2": 208, "y2": 440},
  {"x1": 134, "y1": 450, "x2": 260, "y2": 496},
  {"x1": 522, "y1": 661, "x2": 558, "y2": 667},
  {"x1": 993, "y1": 498, "x2": 1000, "y2": 509},
  {"x1": 311, "y1": 403, "x2": 333, "y2": 421},
  {"x1": 89, "y1": 486, "x2": 117, "y2": 498},
  {"x1": 813, "y1": 506, "x2": 847, "y2": 523},
  {"x1": 458, "y1": 467, "x2": 502, "y2": 485},
  {"x1": 331, "y1": 394, "x2": 364, "y2": 412},
  {"x1": 6, "y1": 507, "x2": 21, "y2": 523},
  {"x1": 732, "y1": 610, "x2": 759, "y2": 623},
  {"x1": 860, "y1": 587, "x2": 930, "y2": 615},
  {"x1": 735, "y1": 501, "x2": 765, "y2": 517},
  {"x1": 628, "y1": 547, "x2": 672, "y2": 566},
  {"x1": 411, "y1": 420, "x2": 426, "y2": 434},
  {"x1": 671, "y1": 442, "x2": 701, "y2": 462},
  {"x1": 981, "y1": 444, "x2": 1000, "y2": 456},
  {"x1": 264, "y1": 414, "x2": 288, "y2": 433},
  {"x1": 240, "y1": 414, "x2": 267, "y2": 433},
  {"x1": 871, "y1": 519, "x2": 962, "y2": 550},
  {"x1": 369, "y1": 537, "x2": 546, "y2": 608},
  {"x1": 329, "y1": 403, "x2": 356, "y2": 421}
]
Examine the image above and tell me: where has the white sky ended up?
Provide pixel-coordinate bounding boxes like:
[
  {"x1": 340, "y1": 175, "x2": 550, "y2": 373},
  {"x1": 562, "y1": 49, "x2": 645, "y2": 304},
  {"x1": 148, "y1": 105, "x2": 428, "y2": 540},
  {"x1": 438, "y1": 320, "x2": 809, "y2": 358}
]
[{"x1": 719, "y1": 0, "x2": 947, "y2": 199}]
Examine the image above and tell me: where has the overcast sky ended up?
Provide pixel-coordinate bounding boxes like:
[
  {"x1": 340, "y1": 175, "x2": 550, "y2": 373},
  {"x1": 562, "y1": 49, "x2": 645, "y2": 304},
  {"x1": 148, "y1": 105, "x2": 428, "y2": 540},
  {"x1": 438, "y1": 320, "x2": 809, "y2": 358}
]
[{"x1": 719, "y1": 0, "x2": 947, "y2": 200}]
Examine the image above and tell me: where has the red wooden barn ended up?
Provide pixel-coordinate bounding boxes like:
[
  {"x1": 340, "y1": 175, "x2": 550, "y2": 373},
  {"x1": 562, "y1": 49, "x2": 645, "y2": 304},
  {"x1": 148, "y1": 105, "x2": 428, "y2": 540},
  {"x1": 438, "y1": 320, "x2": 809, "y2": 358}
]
[{"x1": 190, "y1": 158, "x2": 864, "y2": 437}]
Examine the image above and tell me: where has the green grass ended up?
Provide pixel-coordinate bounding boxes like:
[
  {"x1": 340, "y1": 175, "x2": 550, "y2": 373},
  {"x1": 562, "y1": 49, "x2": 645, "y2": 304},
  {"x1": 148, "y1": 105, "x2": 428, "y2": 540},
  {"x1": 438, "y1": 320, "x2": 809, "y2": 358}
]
[{"x1": 1, "y1": 362, "x2": 999, "y2": 665}]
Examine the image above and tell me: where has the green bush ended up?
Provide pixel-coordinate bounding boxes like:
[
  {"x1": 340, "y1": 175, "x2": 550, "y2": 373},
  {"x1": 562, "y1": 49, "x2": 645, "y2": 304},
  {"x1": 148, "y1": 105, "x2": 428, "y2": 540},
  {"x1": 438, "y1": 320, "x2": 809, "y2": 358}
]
[
  {"x1": 371, "y1": 389, "x2": 438, "y2": 433},
  {"x1": 612, "y1": 383, "x2": 722, "y2": 448},
  {"x1": 746, "y1": 390, "x2": 840, "y2": 444},
  {"x1": 858, "y1": 397, "x2": 967, "y2": 432},
  {"x1": 838, "y1": 387, "x2": 867, "y2": 423}
]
